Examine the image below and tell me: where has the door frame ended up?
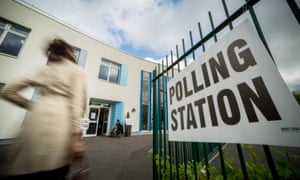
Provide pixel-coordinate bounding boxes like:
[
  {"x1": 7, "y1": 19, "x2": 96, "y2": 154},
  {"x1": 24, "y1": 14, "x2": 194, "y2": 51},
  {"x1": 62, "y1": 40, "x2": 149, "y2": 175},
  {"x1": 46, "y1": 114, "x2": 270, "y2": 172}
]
[
  {"x1": 98, "y1": 107, "x2": 110, "y2": 136},
  {"x1": 85, "y1": 105, "x2": 111, "y2": 136}
]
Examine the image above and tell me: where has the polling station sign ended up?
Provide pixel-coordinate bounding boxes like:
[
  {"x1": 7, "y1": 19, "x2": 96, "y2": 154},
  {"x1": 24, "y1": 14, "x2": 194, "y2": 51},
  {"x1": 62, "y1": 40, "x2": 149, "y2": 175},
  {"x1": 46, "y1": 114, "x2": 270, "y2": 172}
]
[{"x1": 167, "y1": 19, "x2": 300, "y2": 147}]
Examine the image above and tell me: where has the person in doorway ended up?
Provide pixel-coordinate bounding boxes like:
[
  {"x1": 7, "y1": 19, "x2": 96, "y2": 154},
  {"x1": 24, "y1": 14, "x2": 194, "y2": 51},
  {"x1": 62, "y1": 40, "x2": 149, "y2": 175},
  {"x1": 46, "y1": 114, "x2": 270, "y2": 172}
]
[
  {"x1": 0, "y1": 38, "x2": 87, "y2": 180},
  {"x1": 111, "y1": 119, "x2": 123, "y2": 137}
]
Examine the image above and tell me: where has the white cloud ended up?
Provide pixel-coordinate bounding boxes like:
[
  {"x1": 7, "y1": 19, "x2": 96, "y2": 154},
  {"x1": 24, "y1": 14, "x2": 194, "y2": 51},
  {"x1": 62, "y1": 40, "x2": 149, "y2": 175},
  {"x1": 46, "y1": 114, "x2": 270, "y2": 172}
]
[
  {"x1": 21, "y1": 0, "x2": 242, "y2": 56},
  {"x1": 17, "y1": 0, "x2": 300, "y2": 89}
]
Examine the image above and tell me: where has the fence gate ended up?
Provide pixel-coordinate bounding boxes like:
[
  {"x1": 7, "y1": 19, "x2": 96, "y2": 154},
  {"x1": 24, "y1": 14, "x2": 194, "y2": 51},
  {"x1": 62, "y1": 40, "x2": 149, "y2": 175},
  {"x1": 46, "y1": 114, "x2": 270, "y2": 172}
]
[{"x1": 152, "y1": 0, "x2": 300, "y2": 179}]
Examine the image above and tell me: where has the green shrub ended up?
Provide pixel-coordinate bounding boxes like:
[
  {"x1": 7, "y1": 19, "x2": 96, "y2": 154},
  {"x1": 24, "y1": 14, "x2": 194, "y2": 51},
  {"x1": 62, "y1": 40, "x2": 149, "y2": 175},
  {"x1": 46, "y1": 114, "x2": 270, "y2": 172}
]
[{"x1": 154, "y1": 145, "x2": 300, "y2": 180}]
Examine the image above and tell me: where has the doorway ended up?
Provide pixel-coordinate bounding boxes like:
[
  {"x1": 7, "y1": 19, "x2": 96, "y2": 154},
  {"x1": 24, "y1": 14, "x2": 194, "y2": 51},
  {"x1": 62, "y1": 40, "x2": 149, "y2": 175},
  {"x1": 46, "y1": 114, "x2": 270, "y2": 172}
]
[
  {"x1": 97, "y1": 108, "x2": 109, "y2": 136},
  {"x1": 86, "y1": 105, "x2": 110, "y2": 136}
]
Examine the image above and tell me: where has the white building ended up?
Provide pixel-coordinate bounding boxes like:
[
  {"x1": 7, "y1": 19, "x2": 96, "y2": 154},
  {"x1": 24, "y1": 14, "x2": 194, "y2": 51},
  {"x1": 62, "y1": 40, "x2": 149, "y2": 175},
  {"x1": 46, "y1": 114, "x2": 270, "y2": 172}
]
[{"x1": 0, "y1": 0, "x2": 157, "y2": 138}]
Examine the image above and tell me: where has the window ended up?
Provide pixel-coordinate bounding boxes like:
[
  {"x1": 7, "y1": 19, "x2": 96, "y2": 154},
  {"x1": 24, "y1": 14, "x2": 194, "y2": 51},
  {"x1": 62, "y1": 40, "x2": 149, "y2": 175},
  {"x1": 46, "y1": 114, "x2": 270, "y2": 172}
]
[
  {"x1": 0, "y1": 83, "x2": 5, "y2": 92},
  {"x1": 73, "y1": 47, "x2": 87, "y2": 68},
  {"x1": 47, "y1": 46, "x2": 87, "y2": 68},
  {"x1": 98, "y1": 59, "x2": 121, "y2": 83},
  {"x1": 0, "y1": 18, "x2": 30, "y2": 57},
  {"x1": 73, "y1": 47, "x2": 81, "y2": 63},
  {"x1": 141, "y1": 71, "x2": 151, "y2": 130}
]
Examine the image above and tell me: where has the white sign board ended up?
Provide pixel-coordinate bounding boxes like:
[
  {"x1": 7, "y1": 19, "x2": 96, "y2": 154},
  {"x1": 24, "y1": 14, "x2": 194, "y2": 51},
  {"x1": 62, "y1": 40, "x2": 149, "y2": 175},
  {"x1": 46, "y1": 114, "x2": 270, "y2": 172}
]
[
  {"x1": 167, "y1": 19, "x2": 300, "y2": 147},
  {"x1": 125, "y1": 118, "x2": 134, "y2": 126},
  {"x1": 80, "y1": 118, "x2": 90, "y2": 130}
]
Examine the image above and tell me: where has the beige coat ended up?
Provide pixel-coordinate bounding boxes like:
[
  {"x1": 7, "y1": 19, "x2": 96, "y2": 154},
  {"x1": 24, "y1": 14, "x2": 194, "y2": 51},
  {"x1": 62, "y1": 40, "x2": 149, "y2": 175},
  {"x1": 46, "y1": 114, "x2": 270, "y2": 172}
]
[{"x1": 1, "y1": 58, "x2": 87, "y2": 176}]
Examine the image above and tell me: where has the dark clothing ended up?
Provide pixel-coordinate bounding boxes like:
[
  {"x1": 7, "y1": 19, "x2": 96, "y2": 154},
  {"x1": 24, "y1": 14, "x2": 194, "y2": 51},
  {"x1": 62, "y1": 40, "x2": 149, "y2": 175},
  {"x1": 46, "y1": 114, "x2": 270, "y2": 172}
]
[
  {"x1": 2, "y1": 165, "x2": 69, "y2": 180},
  {"x1": 117, "y1": 124, "x2": 123, "y2": 134},
  {"x1": 111, "y1": 122, "x2": 123, "y2": 137}
]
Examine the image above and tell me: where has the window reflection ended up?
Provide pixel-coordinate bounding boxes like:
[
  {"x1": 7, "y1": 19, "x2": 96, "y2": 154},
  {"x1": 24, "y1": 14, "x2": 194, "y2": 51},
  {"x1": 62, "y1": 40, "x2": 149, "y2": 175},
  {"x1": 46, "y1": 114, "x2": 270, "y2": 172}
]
[
  {"x1": 142, "y1": 71, "x2": 150, "y2": 130},
  {"x1": 0, "y1": 18, "x2": 30, "y2": 57},
  {"x1": 0, "y1": 33, "x2": 25, "y2": 56},
  {"x1": 98, "y1": 59, "x2": 121, "y2": 84}
]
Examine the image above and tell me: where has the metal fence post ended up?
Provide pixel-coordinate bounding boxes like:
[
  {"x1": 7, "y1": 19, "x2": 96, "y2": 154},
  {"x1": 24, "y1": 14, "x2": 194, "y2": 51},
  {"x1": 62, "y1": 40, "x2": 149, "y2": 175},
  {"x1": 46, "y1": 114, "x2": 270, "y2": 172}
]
[
  {"x1": 222, "y1": 1, "x2": 249, "y2": 179},
  {"x1": 263, "y1": 145, "x2": 279, "y2": 180},
  {"x1": 153, "y1": 68, "x2": 159, "y2": 180},
  {"x1": 208, "y1": 10, "x2": 228, "y2": 180},
  {"x1": 286, "y1": 0, "x2": 300, "y2": 25}
]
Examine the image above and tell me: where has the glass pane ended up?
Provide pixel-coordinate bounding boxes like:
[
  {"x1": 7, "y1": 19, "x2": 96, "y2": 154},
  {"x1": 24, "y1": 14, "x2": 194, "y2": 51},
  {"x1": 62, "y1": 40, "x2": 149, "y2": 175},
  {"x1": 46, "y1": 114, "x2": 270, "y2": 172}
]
[
  {"x1": 73, "y1": 48, "x2": 80, "y2": 63},
  {"x1": 111, "y1": 62, "x2": 120, "y2": 69},
  {"x1": 101, "y1": 59, "x2": 110, "y2": 66},
  {"x1": 0, "y1": 32, "x2": 25, "y2": 56},
  {"x1": 0, "y1": 83, "x2": 5, "y2": 92},
  {"x1": 142, "y1": 105, "x2": 148, "y2": 130},
  {"x1": 143, "y1": 81, "x2": 149, "y2": 92},
  {"x1": 0, "y1": 19, "x2": 5, "y2": 28},
  {"x1": 143, "y1": 72, "x2": 150, "y2": 103},
  {"x1": 99, "y1": 65, "x2": 109, "y2": 80},
  {"x1": 142, "y1": 90, "x2": 149, "y2": 104},
  {"x1": 0, "y1": 29, "x2": 4, "y2": 37},
  {"x1": 109, "y1": 67, "x2": 119, "y2": 83},
  {"x1": 144, "y1": 72, "x2": 149, "y2": 81},
  {"x1": 142, "y1": 82, "x2": 149, "y2": 103},
  {"x1": 10, "y1": 24, "x2": 30, "y2": 36}
]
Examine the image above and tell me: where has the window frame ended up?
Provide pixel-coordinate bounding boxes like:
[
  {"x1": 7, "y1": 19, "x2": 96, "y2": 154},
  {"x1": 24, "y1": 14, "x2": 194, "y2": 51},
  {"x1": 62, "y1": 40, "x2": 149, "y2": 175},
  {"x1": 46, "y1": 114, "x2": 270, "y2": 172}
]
[
  {"x1": 0, "y1": 17, "x2": 31, "y2": 57},
  {"x1": 140, "y1": 71, "x2": 152, "y2": 131},
  {"x1": 98, "y1": 58, "x2": 121, "y2": 84},
  {"x1": 73, "y1": 47, "x2": 81, "y2": 63}
]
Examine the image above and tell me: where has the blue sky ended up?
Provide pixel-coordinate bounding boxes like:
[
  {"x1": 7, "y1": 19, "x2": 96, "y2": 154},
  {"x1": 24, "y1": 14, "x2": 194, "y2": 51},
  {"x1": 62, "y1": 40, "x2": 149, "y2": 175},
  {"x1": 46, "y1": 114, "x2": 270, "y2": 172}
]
[
  {"x1": 121, "y1": 44, "x2": 157, "y2": 59},
  {"x1": 18, "y1": 0, "x2": 300, "y2": 90}
]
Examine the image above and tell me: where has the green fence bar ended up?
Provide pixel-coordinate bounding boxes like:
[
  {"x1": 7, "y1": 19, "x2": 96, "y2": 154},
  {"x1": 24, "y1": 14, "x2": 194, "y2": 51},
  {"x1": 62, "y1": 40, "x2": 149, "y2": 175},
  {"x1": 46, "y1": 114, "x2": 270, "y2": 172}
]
[
  {"x1": 182, "y1": 39, "x2": 187, "y2": 67},
  {"x1": 218, "y1": 144, "x2": 227, "y2": 180},
  {"x1": 221, "y1": 1, "x2": 249, "y2": 179},
  {"x1": 202, "y1": 143, "x2": 210, "y2": 179},
  {"x1": 247, "y1": 0, "x2": 273, "y2": 59},
  {"x1": 208, "y1": 9, "x2": 229, "y2": 180},
  {"x1": 221, "y1": 0, "x2": 233, "y2": 29},
  {"x1": 237, "y1": 144, "x2": 249, "y2": 180},
  {"x1": 168, "y1": 141, "x2": 173, "y2": 179},
  {"x1": 208, "y1": 11, "x2": 217, "y2": 42},
  {"x1": 165, "y1": 55, "x2": 169, "y2": 79},
  {"x1": 157, "y1": 64, "x2": 162, "y2": 180},
  {"x1": 287, "y1": 0, "x2": 300, "y2": 24},
  {"x1": 189, "y1": 31, "x2": 196, "y2": 61},
  {"x1": 175, "y1": 45, "x2": 180, "y2": 72},
  {"x1": 198, "y1": 22, "x2": 206, "y2": 52},
  {"x1": 183, "y1": 142, "x2": 188, "y2": 180},
  {"x1": 175, "y1": 142, "x2": 180, "y2": 180},
  {"x1": 152, "y1": 68, "x2": 158, "y2": 180},
  {"x1": 246, "y1": 1, "x2": 279, "y2": 179},
  {"x1": 161, "y1": 60, "x2": 167, "y2": 170},
  {"x1": 263, "y1": 145, "x2": 279, "y2": 180},
  {"x1": 192, "y1": 142, "x2": 198, "y2": 180},
  {"x1": 170, "y1": 51, "x2": 174, "y2": 78}
]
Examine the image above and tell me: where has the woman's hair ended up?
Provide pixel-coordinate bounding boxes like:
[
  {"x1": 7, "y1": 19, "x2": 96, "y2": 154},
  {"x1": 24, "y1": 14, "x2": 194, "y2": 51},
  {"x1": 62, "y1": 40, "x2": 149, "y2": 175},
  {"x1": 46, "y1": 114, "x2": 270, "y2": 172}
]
[{"x1": 47, "y1": 38, "x2": 76, "y2": 63}]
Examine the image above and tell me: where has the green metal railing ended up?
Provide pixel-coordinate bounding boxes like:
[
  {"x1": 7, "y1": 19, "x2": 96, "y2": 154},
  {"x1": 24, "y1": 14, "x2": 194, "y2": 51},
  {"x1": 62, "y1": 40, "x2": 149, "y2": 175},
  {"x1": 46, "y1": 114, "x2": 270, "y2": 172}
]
[{"x1": 152, "y1": 0, "x2": 300, "y2": 179}]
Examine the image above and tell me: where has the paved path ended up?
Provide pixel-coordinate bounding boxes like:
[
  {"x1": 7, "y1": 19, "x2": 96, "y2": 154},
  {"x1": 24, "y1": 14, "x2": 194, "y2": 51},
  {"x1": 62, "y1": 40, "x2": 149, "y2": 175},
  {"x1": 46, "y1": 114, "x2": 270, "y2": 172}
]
[{"x1": 84, "y1": 135, "x2": 153, "y2": 180}]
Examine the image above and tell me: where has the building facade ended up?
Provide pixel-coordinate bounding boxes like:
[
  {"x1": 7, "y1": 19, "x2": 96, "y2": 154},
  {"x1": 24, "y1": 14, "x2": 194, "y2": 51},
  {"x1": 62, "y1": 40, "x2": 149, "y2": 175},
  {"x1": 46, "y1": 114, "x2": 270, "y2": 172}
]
[{"x1": 0, "y1": 0, "x2": 156, "y2": 138}]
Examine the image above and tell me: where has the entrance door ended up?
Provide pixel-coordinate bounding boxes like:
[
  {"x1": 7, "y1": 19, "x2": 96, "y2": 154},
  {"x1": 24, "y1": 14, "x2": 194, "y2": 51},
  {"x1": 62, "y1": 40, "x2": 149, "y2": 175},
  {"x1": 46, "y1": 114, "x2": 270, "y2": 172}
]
[
  {"x1": 86, "y1": 107, "x2": 99, "y2": 135},
  {"x1": 100, "y1": 108, "x2": 109, "y2": 135},
  {"x1": 97, "y1": 108, "x2": 109, "y2": 136},
  {"x1": 86, "y1": 103, "x2": 111, "y2": 136}
]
